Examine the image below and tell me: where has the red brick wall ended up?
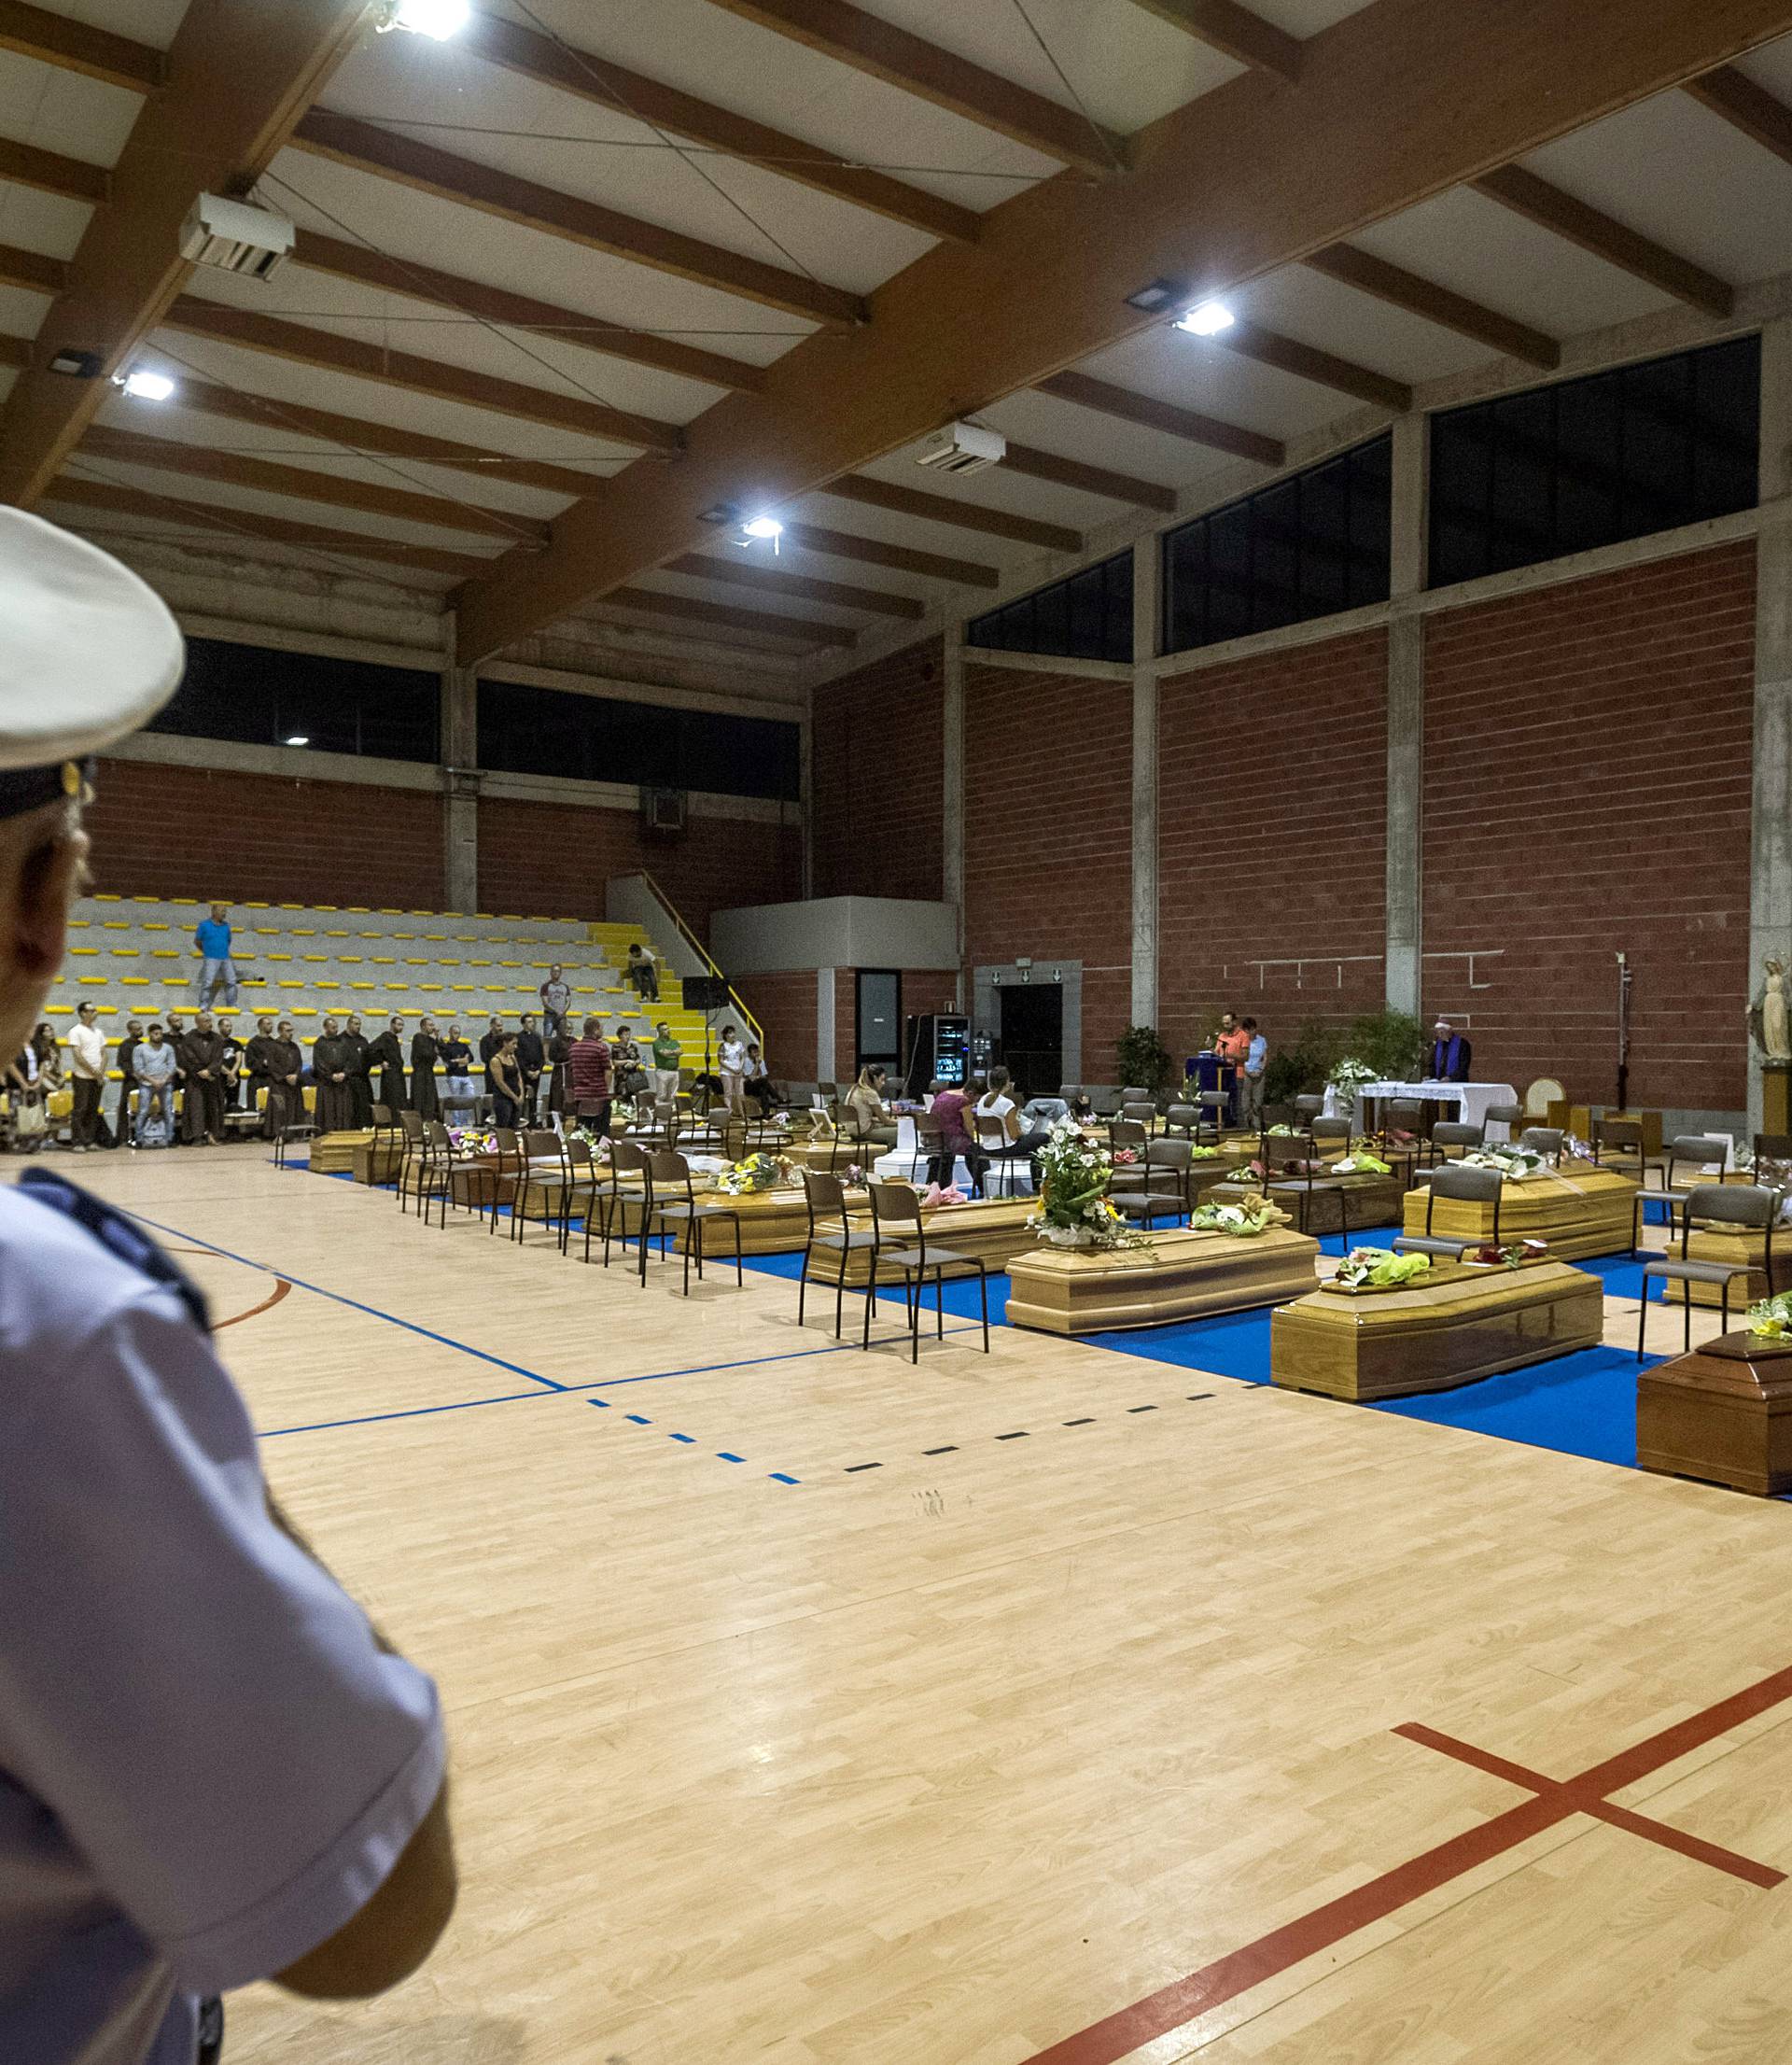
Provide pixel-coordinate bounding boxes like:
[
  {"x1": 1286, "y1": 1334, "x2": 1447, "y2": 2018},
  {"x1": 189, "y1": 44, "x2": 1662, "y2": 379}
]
[
  {"x1": 1158, "y1": 629, "x2": 1389, "y2": 1057},
  {"x1": 1422, "y1": 542, "x2": 1756, "y2": 1111},
  {"x1": 735, "y1": 971, "x2": 819, "y2": 1082},
  {"x1": 963, "y1": 664, "x2": 1133, "y2": 1077},
  {"x1": 477, "y1": 796, "x2": 802, "y2": 934},
  {"x1": 88, "y1": 758, "x2": 446, "y2": 908},
  {"x1": 811, "y1": 636, "x2": 945, "y2": 902}
]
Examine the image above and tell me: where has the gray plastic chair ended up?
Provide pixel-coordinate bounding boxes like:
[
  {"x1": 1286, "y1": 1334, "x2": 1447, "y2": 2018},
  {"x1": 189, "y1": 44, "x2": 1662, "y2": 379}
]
[
  {"x1": 1113, "y1": 1137, "x2": 1193, "y2": 1227},
  {"x1": 1638, "y1": 1182, "x2": 1780, "y2": 1358},
  {"x1": 1431, "y1": 1120, "x2": 1483, "y2": 1159},
  {"x1": 1393, "y1": 1163, "x2": 1503, "y2": 1259},
  {"x1": 1519, "y1": 1126, "x2": 1564, "y2": 1165}
]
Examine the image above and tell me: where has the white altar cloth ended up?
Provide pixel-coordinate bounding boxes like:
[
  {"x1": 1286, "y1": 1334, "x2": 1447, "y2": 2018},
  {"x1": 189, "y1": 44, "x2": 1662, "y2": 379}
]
[{"x1": 1323, "y1": 1079, "x2": 1520, "y2": 1134}]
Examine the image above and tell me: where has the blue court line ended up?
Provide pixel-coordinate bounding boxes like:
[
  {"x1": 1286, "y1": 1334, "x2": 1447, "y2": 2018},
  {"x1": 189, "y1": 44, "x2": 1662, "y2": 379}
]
[
  {"x1": 587, "y1": 1398, "x2": 800, "y2": 1485},
  {"x1": 259, "y1": 1390, "x2": 546, "y2": 1438},
  {"x1": 123, "y1": 1209, "x2": 569, "y2": 1393}
]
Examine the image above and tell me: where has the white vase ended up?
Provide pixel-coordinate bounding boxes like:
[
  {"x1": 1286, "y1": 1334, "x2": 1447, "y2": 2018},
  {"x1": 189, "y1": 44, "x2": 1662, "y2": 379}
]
[{"x1": 1041, "y1": 1222, "x2": 1097, "y2": 1249}]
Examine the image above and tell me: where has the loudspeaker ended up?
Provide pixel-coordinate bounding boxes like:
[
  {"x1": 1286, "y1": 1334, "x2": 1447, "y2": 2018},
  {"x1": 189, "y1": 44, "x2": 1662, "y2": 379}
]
[{"x1": 683, "y1": 975, "x2": 732, "y2": 1011}]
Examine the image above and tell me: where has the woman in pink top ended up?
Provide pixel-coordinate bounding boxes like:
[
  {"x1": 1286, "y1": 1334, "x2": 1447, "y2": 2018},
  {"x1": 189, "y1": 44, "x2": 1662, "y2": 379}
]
[{"x1": 926, "y1": 1079, "x2": 988, "y2": 1194}]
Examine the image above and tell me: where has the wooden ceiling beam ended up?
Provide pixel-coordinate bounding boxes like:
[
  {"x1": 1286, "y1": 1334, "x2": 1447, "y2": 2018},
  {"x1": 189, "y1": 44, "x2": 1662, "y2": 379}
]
[
  {"x1": 667, "y1": 552, "x2": 924, "y2": 618},
  {"x1": 460, "y1": 11, "x2": 977, "y2": 246},
  {"x1": 0, "y1": 0, "x2": 164, "y2": 91},
  {"x1": 696, "y1": 0, "x2": 1126, "y2": 173},
  {"x1": 79, "y1": 422, "x2": 551, "y2": 543},
  {"x1": 1684, "y1": 63, "x2": 1792, "y2": 169},
  {"x1": 1122, "y1": 0, "x2": 1303, "y2": 82},
  {"x1": 0, "y1": 0, "x2": 376, "y2": 508},
  {"x1": 822, "y1": 472, "x2": 1082, "y2": 554},
  {"x1": 161, "y1": 297, "x2": 678, "y2": 454},
  {"x1": 781, "y1": 520, "x2": 1000, "y2": 587},
  {"x1": 1302, "y1": 242, "x2": 1560, "y2": 370},
  {"x1": 46, "y1": 472, "x2": 488, "y2": 578},
  {"x1": 0, "y1": 239, "x2": 66, "y2": 295},
  {"x1": 601, "y1": 584, "x2": 857, "y2": 648},
  {"x1": 0, "y1": 133, "x2": 772, "y2": 398},
  {"x1": 1214, "y1": 316, "x2": 1413, "y2": 412},
  {"x1": 162, "y1": 376, "x2": 612, "y2": 500},
  {"x1": 1473, "y1": 163, "x2": 1735, "y2": 317},
  {"x1": 289, "y1": 230, "x2": 766, "y2": 396},
  {"x1": 291, "y1": 108, "x2": 865, "y2": 328},
  {"x1": 0, "y1": 134, "x2": 108, "y2": 204},
  {"x1": 457, "y1": 0, "x2": 1792, "y2": 658},
  {"x1": 1036, "y1": 370, "x2": 1283, "y2": 466},
  {"x1": 1000, "y1": 440, "x2": 1180, "y2": 513}
]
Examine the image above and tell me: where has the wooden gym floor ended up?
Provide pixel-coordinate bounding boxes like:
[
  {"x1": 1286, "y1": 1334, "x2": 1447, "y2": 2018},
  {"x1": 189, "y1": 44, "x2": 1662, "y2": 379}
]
[{"x1": 48, "y1": 1147, "x2": 1792, "y2": 2064}]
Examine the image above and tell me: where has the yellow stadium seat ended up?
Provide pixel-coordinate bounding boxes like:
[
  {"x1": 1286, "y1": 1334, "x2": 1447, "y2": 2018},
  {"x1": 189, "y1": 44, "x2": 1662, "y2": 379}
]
[
  {"x1": 93, "y1": 892, "x2": 119, "y2": 902},
  {"x1": 267, "y1": 953, "x2": 291, "y2": 962},
  {"x1": 70, "y1": 947, "x2": 97, "y2": 957},
  {"x1": 350, "y1": 982, "x2": 374, "y2": 990},
  {"x1": 347, "y1": 906, "x2": 370, "y2": 913},
  {"x1": 144, "y1": 922, "x2": 168, "y2": 932},
  {"x1": 121, "y1": 976, "x2": 148, "y2": 987},
  {"x1": 149, "y1": 949, "x2": 178, "y2": 961},
  {"x1": 77, "y1": 976, "x2": 106, "y2": 986},
  {"x1": 243, "y1": 901, "x2": 269, "y2": 908},
  {"x1": 278, "y1": 980, "x2": 304, "y2": 990}
]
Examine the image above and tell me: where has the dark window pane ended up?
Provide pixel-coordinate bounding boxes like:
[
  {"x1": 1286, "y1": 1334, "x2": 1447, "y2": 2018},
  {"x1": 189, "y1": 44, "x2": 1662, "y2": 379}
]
[
  {"x1": 967, "y1": 550, "x2": 1132, "y2": 664},
  {"x1": 477, "y1": 681, "x2": 797, "y2": 801},
  {"x1": 1158, "y1": 432, "x2": 1392, "y2": 653},
  {"x1": 1428, "y1": 334, "x2": 1760, "y2": 588},
  {"x1": 147, "y1": 640, "x2": 440, "y2": 762}
]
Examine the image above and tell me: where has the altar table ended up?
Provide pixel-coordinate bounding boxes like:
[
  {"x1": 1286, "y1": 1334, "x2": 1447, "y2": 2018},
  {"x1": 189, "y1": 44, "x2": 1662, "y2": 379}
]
[{"x1": 1325, "y1": 1079, "x2": 1520, "y2": 1134}]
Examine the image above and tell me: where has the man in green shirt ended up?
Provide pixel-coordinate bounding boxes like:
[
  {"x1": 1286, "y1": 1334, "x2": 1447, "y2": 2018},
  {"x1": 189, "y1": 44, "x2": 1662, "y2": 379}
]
[{"x1": 651, "y1": 1022, "x2": 682, "y2": 1105}]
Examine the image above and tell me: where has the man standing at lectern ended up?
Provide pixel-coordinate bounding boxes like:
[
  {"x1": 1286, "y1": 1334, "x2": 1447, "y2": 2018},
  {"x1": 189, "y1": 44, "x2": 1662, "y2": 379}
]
[{"x1": 1429, "y1": 1017, "x2": 1472, "y2": 1081}]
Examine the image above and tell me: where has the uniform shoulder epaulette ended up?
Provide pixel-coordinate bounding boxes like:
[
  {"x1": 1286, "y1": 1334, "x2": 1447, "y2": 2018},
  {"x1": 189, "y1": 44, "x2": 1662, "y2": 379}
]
[{"x1": 17, "y1": 1171, "x2": 211, "y2": 1332}]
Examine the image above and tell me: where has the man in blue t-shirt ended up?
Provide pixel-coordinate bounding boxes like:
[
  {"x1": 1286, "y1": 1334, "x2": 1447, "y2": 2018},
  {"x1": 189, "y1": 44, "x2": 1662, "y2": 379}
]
[{"x1": 193, "y1": 901, "x2": 238, "y2": 1009}]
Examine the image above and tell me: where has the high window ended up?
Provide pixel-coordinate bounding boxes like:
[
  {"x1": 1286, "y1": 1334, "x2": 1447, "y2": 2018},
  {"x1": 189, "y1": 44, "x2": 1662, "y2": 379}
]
[
  {"x1": 147, "y1": 639, "x2": 441, "y2": 762},
  {"x1": 1161, "y1": 434, "x2": 1393, "y2": 653},
  {"x1": 477, "y1": 680, "x2": 800, "y2": 802},
  {"x1": 1428, "y1": 335, "x2": 1760, "y2": 589},
  {"x1": 966, "y1": 550, "x2": 1134, "y2": 665}
]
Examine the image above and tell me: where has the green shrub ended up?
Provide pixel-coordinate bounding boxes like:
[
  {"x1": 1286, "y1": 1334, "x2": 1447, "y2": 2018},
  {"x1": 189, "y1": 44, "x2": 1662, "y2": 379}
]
[
  {"x1": 1114, "y1": 1024, "x2": 1176, "y2": 1096},
  {"x1": 1341, "y1": 1007, "x2": 1426, "y2": 1082}
]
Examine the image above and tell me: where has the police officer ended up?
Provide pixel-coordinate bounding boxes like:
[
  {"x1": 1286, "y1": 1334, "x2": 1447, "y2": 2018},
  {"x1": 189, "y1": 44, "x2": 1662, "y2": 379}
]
[{"x1": 0, "y1": 511, "x2": 455, "y2": 2063}]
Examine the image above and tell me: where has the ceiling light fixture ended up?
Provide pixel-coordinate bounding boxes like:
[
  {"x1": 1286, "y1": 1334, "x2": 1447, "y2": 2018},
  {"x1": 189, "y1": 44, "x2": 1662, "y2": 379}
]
[
  {"x1": 285, "y1": 734, "x2": 310, "y2": 747},
  {"x1": 378, "y1": 0, "x2": 470, "y2": 38},
  {"x1": 119, "y1": 367, "x2": 175, "y2": 401},
  {"x1": 735, "y1": 513, "x2": 783, "y2": 555},
  {"x1": 1174, "y1": 299, "x2": 1237, "y2": 337}
]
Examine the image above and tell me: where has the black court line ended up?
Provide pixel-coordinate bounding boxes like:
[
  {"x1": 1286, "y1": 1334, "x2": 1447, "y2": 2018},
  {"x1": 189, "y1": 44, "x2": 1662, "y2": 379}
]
[{"x1": 839, "y1": 1394, "x2": 1218, "y2": 1475}]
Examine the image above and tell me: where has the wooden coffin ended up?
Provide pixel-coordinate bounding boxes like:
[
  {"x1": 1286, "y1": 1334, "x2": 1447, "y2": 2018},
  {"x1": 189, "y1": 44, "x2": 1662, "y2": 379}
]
[
  {"x1": 1638, "y1": 1331, "x2": 1792, "y2": 1495},
  {"x1": 1006, "y1": 1225, "x2": 1322, "y2": 1335},
  {"x1": 1270, "y1": 1258, "x2": 1604, "y2": 1402},
  {"x1": 1401, "y1": 1164, "x2": 1636, "y2": 1261}
]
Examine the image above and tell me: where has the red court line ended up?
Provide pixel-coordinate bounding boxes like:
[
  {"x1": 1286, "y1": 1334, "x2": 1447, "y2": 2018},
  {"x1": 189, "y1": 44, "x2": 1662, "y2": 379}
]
[
  {"x1": 214, "y1": 1276, "x2": 293, "y2": 1330},
  {"x1": 1399, "y1": 1723, "x2": 1784, "y2": 1889},
  {"x1": 164, "y1": 1243, "x2": 295, "y2": 1332},
  {"x1": 1023, "y1": 1665, "x2": 1792, "y2": 2065}
]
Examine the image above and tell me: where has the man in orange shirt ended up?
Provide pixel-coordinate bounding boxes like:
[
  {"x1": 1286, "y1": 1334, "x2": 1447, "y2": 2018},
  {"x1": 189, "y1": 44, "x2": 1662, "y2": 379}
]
[{"x1": 1213, "y1": 1010, "x2": 1251, "y2": 1125}]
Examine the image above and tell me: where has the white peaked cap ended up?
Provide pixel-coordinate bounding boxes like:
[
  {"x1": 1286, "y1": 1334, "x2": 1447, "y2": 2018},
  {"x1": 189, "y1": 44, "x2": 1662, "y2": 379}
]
[{"x1": 0, "y1": 508, "x2": 183, "y2": 807}]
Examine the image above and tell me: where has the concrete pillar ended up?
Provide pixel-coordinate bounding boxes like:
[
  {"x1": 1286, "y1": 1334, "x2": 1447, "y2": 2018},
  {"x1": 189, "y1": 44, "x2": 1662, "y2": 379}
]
[
  {"x1": 1130, "y1": 536, "x2": 1160, "y2": 1030},
  {"x1": 1749, "y1": 317, "x2": 1792, "y2": 1136},
  {"x1": 1384, "y1": 413, "x2": 1428, "y2": 1018},
  {"x1": 817, "y1": 966, "x2": 837, "y2": 1083},
  {"x1": 942, "y1": 629, "x2": 966, "y2": 1009},
  {"x1": 441, "y1": 656, "x2": 480, "y2": 915}
]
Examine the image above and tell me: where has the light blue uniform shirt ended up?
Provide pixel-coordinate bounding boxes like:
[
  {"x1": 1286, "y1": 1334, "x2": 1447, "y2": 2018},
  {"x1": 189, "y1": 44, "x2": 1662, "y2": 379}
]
[{"x1": 0, "y1": 1180, "x2": 444, "y2": 2064}]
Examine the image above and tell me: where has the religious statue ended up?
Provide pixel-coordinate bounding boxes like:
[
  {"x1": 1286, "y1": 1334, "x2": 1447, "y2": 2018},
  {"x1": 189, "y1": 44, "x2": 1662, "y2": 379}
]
[{"x1": 1750, "y1": 958, "x2": 1792, "y2": 1061}]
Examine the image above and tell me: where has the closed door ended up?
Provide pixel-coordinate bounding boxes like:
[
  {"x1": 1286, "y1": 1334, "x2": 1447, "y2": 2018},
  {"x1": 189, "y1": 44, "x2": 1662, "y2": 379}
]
[
  {"x1": 999, "y1": 985, "x2": 1063, "y2": 1099},
  {"x1": 855, "y1": 969, "x2": 901, "y2": 1070}
]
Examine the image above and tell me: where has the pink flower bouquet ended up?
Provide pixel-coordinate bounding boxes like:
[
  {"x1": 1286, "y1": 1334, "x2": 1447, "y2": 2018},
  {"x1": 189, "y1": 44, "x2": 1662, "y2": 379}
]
[{"x1": 920, "y1": 1181, "x2": 967, "y2": 1208}]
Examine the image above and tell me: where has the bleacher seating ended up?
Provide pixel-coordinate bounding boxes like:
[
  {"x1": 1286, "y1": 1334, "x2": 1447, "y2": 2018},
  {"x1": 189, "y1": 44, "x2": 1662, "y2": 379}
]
[{"x1": 45, "y1": 896, "x2": 721, "y2": 1067}]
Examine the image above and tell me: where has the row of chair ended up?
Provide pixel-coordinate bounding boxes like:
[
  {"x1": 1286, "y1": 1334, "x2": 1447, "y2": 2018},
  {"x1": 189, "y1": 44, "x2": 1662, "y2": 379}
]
[{"x1": 370, "y1": 1110, "x2": 990, "y2": 1360}]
